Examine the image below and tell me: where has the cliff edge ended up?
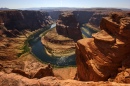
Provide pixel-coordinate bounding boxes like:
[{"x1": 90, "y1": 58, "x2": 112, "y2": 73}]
[{"x1": 76, "y1": 13, "x2": 130, "y2": 82}]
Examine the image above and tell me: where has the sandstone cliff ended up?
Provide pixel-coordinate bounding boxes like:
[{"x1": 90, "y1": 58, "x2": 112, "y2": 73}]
[
  {"x1": 56, "y1": 12, "x2": 82, "y2": 41},
  {"x1": 73, "y1": 9, "x2": 122, "y2": 28},
  {"x1": 88, "y1": 12, "x2": 109, "y2": 28},
  {"x1": 48, "y1": 8, "x2": 122, "y2": 28},
  {"x1": 0, "y1": 10, "x2": 52, "y2": 31},
  {"x1": 76, "y1": 13, "x2": 130, "y2": 81}
]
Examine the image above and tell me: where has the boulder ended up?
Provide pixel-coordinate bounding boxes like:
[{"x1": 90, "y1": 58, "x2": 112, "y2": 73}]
[
  {"x1": 114, "y1": 69, "x2": 130, "y2": 83},
  {"x1": 32, "y1": 64, "x2": 54, "y2": 79}
]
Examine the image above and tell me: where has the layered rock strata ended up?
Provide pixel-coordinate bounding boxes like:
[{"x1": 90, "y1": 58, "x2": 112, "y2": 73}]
[
  {"x1": 88, "y1": 12, "x2": 109, "y2": 28},
  {"x1": 0, "y1": 10, "x2": 53, "y2": 31},
  {"x1": 0, "y1": 73, "x2": 129, "y2": 86},
  {"x1": 42, "y1": 28, "x2": 76, "y2": 57},
  {"x1": 76, "y1": 14, "x2": 130, "y2": 81},
  {"x1": 56, "y1": 12, "x2": 82, "y2": 41}
]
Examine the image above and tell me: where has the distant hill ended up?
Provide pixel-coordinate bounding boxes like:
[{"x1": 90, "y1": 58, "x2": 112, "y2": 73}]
[
  {"x1": 120, "y1": 8, "x2": 130, "y2": 11},
  {"x1": 20, "y1": 7, "x2": 85, "y2": 11},
  {"x1": 0, "y1": 8, "x2": 9, "y2": 10},
  {"x1": 20, "y1": 7, "x2": 123, "y2": 12}
]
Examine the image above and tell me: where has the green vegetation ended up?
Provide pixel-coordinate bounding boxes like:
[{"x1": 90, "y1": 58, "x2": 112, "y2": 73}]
[
  {"x1": 52, "y1": 65, "x2": 77, "y2": 68},
  {"x1": 82, "y1": 33, "x2": 87, "y2": 38},
  {"x1": 17, "y1": 25, "x2": 51, "y2": 57},
  {"x1": 17, "y1": 39, "x2": 30, "y2": 57},
  {"x1": 82, "y1": 27, "x2": 90, "y2": 35}
]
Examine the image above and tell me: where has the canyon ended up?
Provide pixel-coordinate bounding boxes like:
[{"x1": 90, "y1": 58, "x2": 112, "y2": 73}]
[
  {"x1": 41, "y1": 12, "x2": 82, "y2": 57},
  {"x1": 48, "y1": 8, "x2": 122, "y2": 28},
  {"x1": 0, "y1": 10, "x2": 53, "y2": 31},
  {"x1": 0, "y1": 10, "x2": 53, "y2": 60},
  {"x1": 0, "y1": 8, "x2": 130, "y2": 85}
]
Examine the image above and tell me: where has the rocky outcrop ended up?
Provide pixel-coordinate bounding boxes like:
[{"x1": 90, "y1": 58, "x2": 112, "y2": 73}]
[
  {"x1": 11, "y1": 65, "x2": 54, "y2": 79},
  {"x1": 114, "y1": 69, "x2": 130, "y2": 83},
  {"x1": 0, "y1": 24, "x2": 21, "y2": 37},
  {"x1": 0, "y1": 51, "x2": 130, "y2": 86},
  {"x1": 32, "y1": 64, "x2": 54, "y2": 79},
  {"x1": 76, "y1": 13, "x2": 130, "y2": 81},
  {"x1": 56, "y1": 12, "x2": 82, "y2": 41},
  {"x1": 0, "y1": 54, "x2": 54, "y2": 78},
  {"x1": 0, "y1": 10, "x2": 53, "y2": 31},
  {"x1": 0, "y1": 72, "x2": 129, "y2": 86}
]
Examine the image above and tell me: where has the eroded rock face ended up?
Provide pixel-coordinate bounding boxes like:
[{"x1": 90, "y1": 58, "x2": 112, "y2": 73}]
[
  {"x1": 88, "y1": 12, "x2": 109, "y2": 28},
  {"x1": 56, "y1": 12, "x2": 82, "y2": 41},
  {"x1": 76, "y1": 14, "x2": 130, "y2": 81},
  {"x1": 32, "y1": 65, "x2": 54, "y2": 79},
  {"x1": 114, "y1": 69, "x2": 130, "y2": 83},
  {"x1": 0, "y1": 10, "x2": 53, "y2": 31},
  {"x1": 0, "y1": 24, "x2": 21, "y2": 37},
  {"x1": 0, "y1": 54, "x2": 54, "y2": 79},
  {"x1": 0, "y1": 72, "x2": 129, "y2": 86}
]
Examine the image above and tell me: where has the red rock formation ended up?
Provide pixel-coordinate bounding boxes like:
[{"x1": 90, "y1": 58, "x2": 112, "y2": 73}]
[
  {"x1": 0, "y1": 72, "x2": 129, "y2": 86},
  {"x1": 114, "y1": 69, "x2": 130, "y2": 83},
  {"x1": 56, "y1": 12, "x2": 82, "y2": 41},
  {"x1": 32, "y1": 65, "x2": 54, "y2": 79},
  {"x1": 0, "y1": 54, "x2": 54, "y2": 79},
  {"x1": 76, "y1": 14, "x2": 130, "y2": 81}
]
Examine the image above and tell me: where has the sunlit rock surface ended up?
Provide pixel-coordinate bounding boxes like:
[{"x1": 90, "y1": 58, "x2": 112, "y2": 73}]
[
  {"x1": 56, "y1": 12, "x2": 82, "y2": 41},
  {"x1": 0, "y1": 73, "x2": 129, "y2": 86},
  {"x1": 76, "y1": 13, "x2": 130, "y2": 81}
]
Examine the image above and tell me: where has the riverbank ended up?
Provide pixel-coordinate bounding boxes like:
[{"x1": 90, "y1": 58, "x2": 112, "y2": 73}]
[
  {"x1": 86, "y1": 23, "x2": 100, "y2": 31},
  {"x1": 18, "y1": 26, "x2": 50, "y2": 57},
  {"x1": 15, "y1": 25, "x2": 77, "y2": 79},
  {"x1": 44, "y1": 46, "x2": 75, "y2": 57},
  {"x1": 41, "y1": 28, "x2": 76, "y2": 57}
]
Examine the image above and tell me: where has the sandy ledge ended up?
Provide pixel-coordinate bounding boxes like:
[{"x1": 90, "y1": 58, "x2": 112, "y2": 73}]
[{"x1": 44, "y1": 47, "x2": 75, "y2": 57}]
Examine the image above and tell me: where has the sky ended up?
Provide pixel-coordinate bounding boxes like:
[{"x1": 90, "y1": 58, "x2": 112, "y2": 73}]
[{"x1": 0, "y1": 0, "x2": 130, "y2": 9}]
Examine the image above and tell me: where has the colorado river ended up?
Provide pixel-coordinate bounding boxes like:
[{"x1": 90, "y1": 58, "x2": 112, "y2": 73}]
[{"x1": 28, "y1": 24, "x2": 97, "y2": 67}]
